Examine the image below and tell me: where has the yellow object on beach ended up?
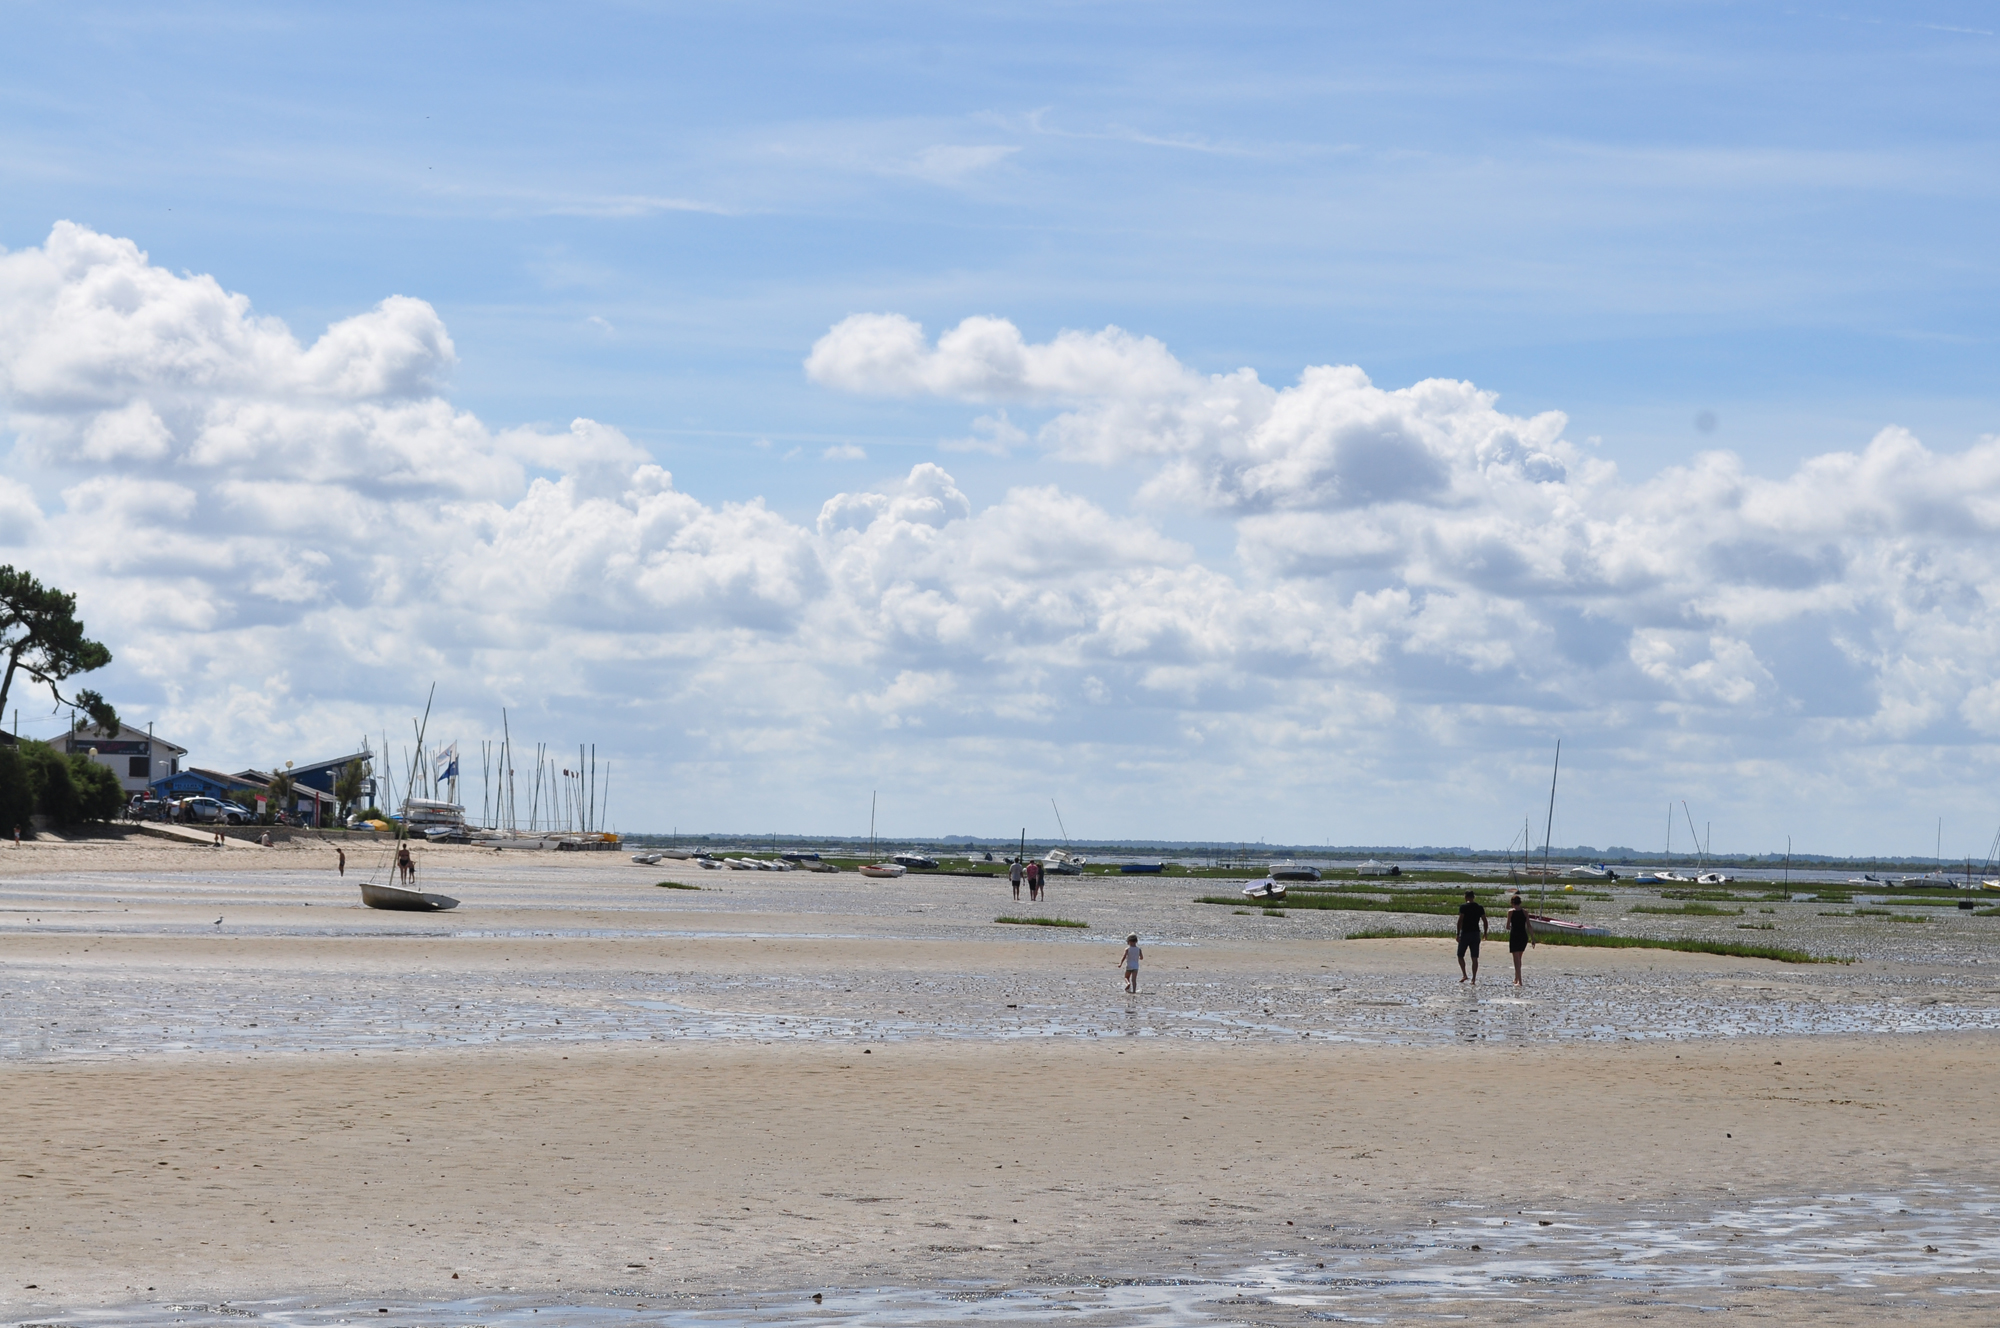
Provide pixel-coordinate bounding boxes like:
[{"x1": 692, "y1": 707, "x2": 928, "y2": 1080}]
[{"x1": 1563, "y1": 883, "x2": 1574, "y2": 891}]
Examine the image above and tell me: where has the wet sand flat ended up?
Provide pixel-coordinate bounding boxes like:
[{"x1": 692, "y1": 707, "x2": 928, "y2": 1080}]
[
  {"x1": 4, "y1": 839, "x2": 2000, "y2": 1322},
  {"x1": 5, "y1": 1035, "x2": 1999, "y2": 1317}
]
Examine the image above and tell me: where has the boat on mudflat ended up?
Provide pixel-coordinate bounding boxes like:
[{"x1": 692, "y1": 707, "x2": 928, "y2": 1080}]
[
  {"x1": 1119, "y1": 861, "x2": 1165, "y2": 874},
  {"x1": 1267, "y1": 862, "x2": 1321, "y2": 882},
  {"x1": 1242, "y1": 879, "x2": 1287, "y2": 901},
  {"x1": 360, "y1": 881, "x2": 459, "y2": 912},
  {"x1": 860, "y1": 862, "x2": 907, "y2": 879},
  {"x1": 1042, "y1": 848, "x2": 1086, "y2": 875},
  {"x1": 1528, "y1": 914, "x2": 1609, "y2": 937}
]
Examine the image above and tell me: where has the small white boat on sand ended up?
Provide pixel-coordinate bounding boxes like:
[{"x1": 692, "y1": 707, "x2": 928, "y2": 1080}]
[
  {"x1": 860, "y1": 863, "x2": 907, "y2": 879},
  {"x1": 360, "y1": 881, "x2": 459, "y2": 912},
  {"x1": 1529, "y1": 914, "x2": 1609, "y2": 938},
  {"x1": 1242, "y1": 879, "x2": 1287, "y2": 901},
  {"x1": 1267, "y1": 862, "x2": 1321, "y2": 882},
  {"x1": 631, "y1": 852, "x2": 663, "y2": 865},
  {"x1": 694, "y1": 855, "x2": 723, "y2": 870}
]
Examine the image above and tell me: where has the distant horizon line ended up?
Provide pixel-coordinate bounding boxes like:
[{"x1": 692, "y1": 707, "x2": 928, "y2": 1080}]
[{"x1": 613, "y1": 831, "x2": 1987, "y2": 868}]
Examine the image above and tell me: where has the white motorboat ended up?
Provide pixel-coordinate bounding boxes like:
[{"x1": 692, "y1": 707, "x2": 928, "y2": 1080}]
[
  {"x1": 1242, "y1": 879, "x2": 1287, "y2": 901},
  {"x1": 1695, "y1": 871, "x2": 1734, "y2": 885},
  {"x1": 1564, "y1": 864, "x2": 1617, "y2": 879},
  {"x1": 1043, "y1": 847, "x2": 1087, "y2": 875},
  {"x1": 694, "y1": 855, "x2": 723, "y2": 870},
  {"x1": 631, "y1": 852, "x2": 663, "y2": 865},
  {"x1": 724, "y1": 858, "x2": 758, "y2": 870},
  {"x1": 859, "y1": 862, "x2": 907, "y2": 879},
  {"x1": 1356, "y1": 859, "x2": 1390, "y2": 874}
]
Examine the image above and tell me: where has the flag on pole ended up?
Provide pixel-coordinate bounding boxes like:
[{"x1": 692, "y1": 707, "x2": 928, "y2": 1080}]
[{"x1": 434, "y1": 744, "x2": 459, "y2": 783}]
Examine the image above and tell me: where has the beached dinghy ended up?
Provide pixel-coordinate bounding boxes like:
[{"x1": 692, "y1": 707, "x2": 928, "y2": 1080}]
[
  {"x1": 631, "y1": 852, "x2": 663, "y2": 865},
  {"x1": 859, "y1": 862, "x2": 907, "y2": 878},
  {"x1": 1267, "y1": 862, "x2": 1321, "y2": 882},
  {"x1": 1528, "y1": 914, "x2": 1609, "y2": 937},
  {"x1": 694, "y1": 854, "x2": 723, "y2": 869},
  {"x1": 360, "y1": 881, "x2": 459, "y2": 912},
  {"x1": 1242, "y1": 878, "x2": 1287, "y2": 901},
  {"x1": 1525, "y1": 742, "x2": 1606, "y2": 938}
]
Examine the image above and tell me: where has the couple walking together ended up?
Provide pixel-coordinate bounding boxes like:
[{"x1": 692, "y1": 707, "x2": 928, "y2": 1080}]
[
  {"x1": 1456, "y1": 890, "x2": 1534, "y2": 985},
  {"x1": 1010, "y1": 857, "x2": 1044, "y2": 901}
]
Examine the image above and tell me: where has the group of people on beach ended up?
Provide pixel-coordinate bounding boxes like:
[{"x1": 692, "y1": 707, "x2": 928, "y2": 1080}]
[
  {"x1": 1008, "y1": 857, "x2": 1045, "y2": 901},
  {"x1": 1454, "y1": 889, "x2": 1535, "y2": 985}
]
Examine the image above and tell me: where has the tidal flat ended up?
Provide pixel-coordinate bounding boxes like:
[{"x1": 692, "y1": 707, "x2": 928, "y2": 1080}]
[{"x1": 3, "y1": 837, "x2": 1998, "y2": 1324}]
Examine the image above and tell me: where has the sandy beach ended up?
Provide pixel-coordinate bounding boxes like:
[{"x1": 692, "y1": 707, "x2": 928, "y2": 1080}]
[{"x1": 5, "y1": 833, "x2": 2000, "y2": 1324}]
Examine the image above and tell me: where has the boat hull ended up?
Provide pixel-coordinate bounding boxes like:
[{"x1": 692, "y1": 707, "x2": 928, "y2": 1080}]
[
  {"x1": 859, "y1": 863, "x2": 907, "y2": 878},
  {"x1": 1242, "y1": 881, "x2": 1287, "y2": 901},
  {"x1": 359, "y1": 882, "x2": 459, "y2": 912},
  {"x1": 1529, "y1": 915, "x2": 1609, "y2": 937},
  {"x1": 1119, "y1": 862, "x2": 1165, "y2": 874}
]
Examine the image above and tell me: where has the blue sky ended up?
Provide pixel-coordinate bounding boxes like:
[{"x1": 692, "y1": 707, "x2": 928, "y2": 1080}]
[{"x1": 4, "y1": 2, "x2": 2000, "y2": 853}]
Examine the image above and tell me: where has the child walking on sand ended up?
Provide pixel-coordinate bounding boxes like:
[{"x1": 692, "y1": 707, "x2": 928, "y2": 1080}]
[{"x1": 1119, "y1": 934, "x2": 1143, "y2": 993}]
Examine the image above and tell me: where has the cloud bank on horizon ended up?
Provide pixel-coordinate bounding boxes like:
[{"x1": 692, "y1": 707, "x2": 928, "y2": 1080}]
[{"x1": 3, "y1": 222, "x2": 1997, "y2": 851}]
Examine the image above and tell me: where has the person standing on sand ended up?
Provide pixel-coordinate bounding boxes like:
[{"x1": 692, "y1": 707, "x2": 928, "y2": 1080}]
[
  {"x1": 1119, "y1": 934, "x2": 1143, "y2": 993},
  {"x1": 336, "y1": 846, "x2": 346, "y2": 877},
  {"x1": 1010, "y1": 857, "x2": 1022, "y2": 900},
  {"x1": 1506, "y1": 892, "x2": 1534, "y2": 985},
  {"x1": 396, "y1": 843, "x2": 414, "y2": 884},
  {"x1": 1027, "y1": 859, "x2": 1042, "y2": 901},
  {"x1": 1456, "y1": 890, "x2": 1488, "y2": 984}
]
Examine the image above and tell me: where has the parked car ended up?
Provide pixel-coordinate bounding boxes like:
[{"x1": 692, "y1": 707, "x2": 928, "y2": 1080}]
[{"x1": 181, "y1": 797, "x2": 256, "y2": 825}]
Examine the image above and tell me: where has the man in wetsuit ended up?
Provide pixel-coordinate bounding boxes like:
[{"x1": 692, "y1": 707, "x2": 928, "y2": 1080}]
[{"x1": 1456, "y1": 890, "x2": 1489, "y2": 984}]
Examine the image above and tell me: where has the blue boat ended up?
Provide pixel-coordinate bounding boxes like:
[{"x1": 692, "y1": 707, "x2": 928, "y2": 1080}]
[{"x1": 1119, "y1": 861, "x2": 1166, "y2": 874}]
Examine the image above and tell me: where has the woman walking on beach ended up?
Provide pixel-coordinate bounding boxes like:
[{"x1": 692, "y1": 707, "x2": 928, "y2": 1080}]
[
  {"x1": 1506, "y1": 892, "x2": 1534, "y2": 986},
  {"x1": 1119, "y1": 934, "x2": 1143, "y2": 993}
]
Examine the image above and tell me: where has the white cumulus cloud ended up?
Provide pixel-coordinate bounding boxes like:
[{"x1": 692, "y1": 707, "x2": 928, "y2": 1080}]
[{"x1": 9, "y1": 226, "x2": 2000, "y2": 848}]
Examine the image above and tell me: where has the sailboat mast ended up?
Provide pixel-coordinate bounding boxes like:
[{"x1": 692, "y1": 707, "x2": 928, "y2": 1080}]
[
  {"x1": 870, "y1": 790, "x2": 877, "y2": 859},
  {"x1": 1540, "y1": 740, "x2": 1560, "y2": 911}
]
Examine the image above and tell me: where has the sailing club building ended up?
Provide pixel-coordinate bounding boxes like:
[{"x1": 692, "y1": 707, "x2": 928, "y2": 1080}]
[{"x1": 62, "y1": 723, "x2": 189, "y2": 795}]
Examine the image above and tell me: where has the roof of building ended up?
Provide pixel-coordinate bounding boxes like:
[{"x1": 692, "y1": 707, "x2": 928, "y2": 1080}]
[
  {"x1": 235, "y1": 771, "x2": 338, "y2": 803},
  {"x1": 65, "y1": 722, "x2": 188, "y2": 754},
  {"x1": 285, "y1": 751, "x2": 372, "y2": 778},
  {"x1": 164, "y1": 767, "x2": 264, "y2": 792}
]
